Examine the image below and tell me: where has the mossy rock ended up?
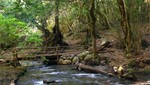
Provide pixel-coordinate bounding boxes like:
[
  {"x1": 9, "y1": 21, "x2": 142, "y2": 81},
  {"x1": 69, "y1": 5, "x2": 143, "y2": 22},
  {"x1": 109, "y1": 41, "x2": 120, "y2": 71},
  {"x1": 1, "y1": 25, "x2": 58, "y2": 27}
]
[
  {"x1": 84, "y1": 54, "x2": 93, "y2": 61},
  {"x1": 67, "y1": 56, "x2": 73, "y2": 60},
  {"x1": 58, "y1": 59, "x2": 64, "y2": 64},
  {"x1": 62, "y1": 56, "x2": 67, "y2": 60},
  {"x1": 123, "y1": 72, "x2": 137, "y2": 81},
  {"x1": 62, "y1": 60, "x2": 72, "y2": 65},
  {"x1": 72, "y1": 57, "x2": 79, "y2": 64},
  {"x1": 78, "y1": 51, "x2": 90, "y2": 60},
  {"x1": 100, "y1": 38, "x2": 109, "y2": 46},
  {"x1": 94, "y1": 58, "x2": 100, "y2": 65}
]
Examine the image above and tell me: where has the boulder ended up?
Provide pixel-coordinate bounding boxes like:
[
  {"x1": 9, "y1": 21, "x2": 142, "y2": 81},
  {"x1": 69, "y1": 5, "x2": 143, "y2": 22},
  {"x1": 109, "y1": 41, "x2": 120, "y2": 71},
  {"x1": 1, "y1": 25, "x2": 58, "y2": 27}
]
[
  {"x1": 72, "y1": 57, "x2": 79, "y2": 64},
  {"x1": 62, "y1": 60, "x2": 72, "y2": 65},
  {"x1": 78, "y1": 51, "x2": 90, "y2": 60},
  {"x1": 67, "y1": 57, "x2": 72, "y2": 60},
  {"x1": 60, "y1": 55, "x2": 68, "y2": 60},
  {"x1": 58, "y1": 59, "x2": 64, "y2": 64},
  {"x1": 84, "y1": 54, "x2": 93, "y2": 61},
  {"x1": 100, "y1": 38, "x2": 109, "y2": 46},
  {"x1": 0, "y1": 59, "x2": 5, "y2": 63}
]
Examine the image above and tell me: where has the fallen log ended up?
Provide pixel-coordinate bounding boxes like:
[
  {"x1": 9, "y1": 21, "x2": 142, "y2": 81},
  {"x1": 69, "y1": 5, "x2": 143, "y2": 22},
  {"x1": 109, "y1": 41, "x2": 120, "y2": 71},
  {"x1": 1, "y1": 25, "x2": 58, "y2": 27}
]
[{"x1": 75, "y1": 63, "x2": 113, "y2": 77}]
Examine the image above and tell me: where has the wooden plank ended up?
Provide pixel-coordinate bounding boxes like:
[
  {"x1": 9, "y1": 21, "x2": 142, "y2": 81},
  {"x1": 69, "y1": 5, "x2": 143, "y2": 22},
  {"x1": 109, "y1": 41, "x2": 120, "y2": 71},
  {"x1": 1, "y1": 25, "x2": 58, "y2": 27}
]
[
  {"x1": 16, "y1": 45, "x2": 89, "y2": 50},
  {"x1": 35, "y1": 54, "x2": 61, "y2": 57},
  {"x1": 35, "y1": 51, "x2": 81, "y2": 58}
]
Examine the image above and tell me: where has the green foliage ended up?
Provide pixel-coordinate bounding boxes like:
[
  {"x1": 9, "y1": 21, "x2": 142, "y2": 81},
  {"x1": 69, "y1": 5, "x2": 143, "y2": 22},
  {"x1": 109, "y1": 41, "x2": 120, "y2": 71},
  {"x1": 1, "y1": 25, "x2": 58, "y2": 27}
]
[
  {"x1": 126, "y1": 0, "x2": 149, "y2": 23},
  {"x1": 19, "y1": 30, "x2": 43, "y2": 47},
  {"x1": 0, "y1": 14, "x2": 27, "y2": 49},
  {"x1": 0, "y1": 14, "x2": 43, "y2": 50},
  {"x1": 0, "y1": 0, "x2": 149, "y2": 53},
  {"x1": 4, "y1": 0, "x2": 54, "y2": 26}
]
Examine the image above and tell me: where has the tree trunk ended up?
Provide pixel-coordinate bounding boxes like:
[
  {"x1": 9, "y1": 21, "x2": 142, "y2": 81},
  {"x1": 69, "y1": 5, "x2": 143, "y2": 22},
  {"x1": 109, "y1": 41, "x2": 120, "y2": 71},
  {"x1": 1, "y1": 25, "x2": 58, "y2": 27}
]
[
  {"x1": 117, "y1": 0, "x2": 132, "y2": 57},
  {"x1": 38, "y1": 18, "x2": 52, "y2": 50},
  {"x1": 85, "y1": 29, "x2": 90, "y2": 45},
  {"x1": 90, "y1": 0, "x2": 97, "y2": 61},
  {"x1": 51, "y1": 0, "x2": 63, "y2": 46}
]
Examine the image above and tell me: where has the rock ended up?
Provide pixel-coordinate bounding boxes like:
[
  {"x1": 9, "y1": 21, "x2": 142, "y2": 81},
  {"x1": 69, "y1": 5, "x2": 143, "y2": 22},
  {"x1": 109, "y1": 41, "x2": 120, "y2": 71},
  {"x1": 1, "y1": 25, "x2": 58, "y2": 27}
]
[
  {"x1": 84, "y1": 54, "x2": 93, "y2": 61},
  {"x1": 60, "y1": 55, "x2": 63, "y2": 58},
  {"x1": 72, "y1": 57, "x2": 79, "y2": 64},
  {"x1": 100, "y1": 38, "x2": 109, "y2": 46},
  {"x1": 78, "y1": 51, "x2": 90, "y2": 60},
  {"x1": 70, "y1": 54, "x2": 76, "y2": 60},
  {"x1": 62, "y1": 56, "x2": 67, "y2": 60},
  {"x1": 58, "y1": 59, "x2": 64, "y2": 64},
  {"x1": 67, "y1": 57, "x2": 72, "y2": 60},
  {"x1": 0, "y1": 59, "x2": 5, "y2": 63},
  {"x1": 43, "y1": 80, "x2": 56, "y2": 84},
  {"x1": 123, "y1": 72, "x2": 137, "y2": 81},
  {"x1": 62, "y1": 60, "x2": 72, "y2": 65},
  {"x1": 94, "y1": 58, "x2": 100, "y2": 65}
]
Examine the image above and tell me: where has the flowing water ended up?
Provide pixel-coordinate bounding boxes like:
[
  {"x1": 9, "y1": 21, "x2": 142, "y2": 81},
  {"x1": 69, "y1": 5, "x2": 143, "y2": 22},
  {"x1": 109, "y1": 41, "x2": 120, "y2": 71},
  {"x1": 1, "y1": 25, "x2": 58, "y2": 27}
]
[{"x1": 17, "y1": 61, "x2": 135, "y2": 85}]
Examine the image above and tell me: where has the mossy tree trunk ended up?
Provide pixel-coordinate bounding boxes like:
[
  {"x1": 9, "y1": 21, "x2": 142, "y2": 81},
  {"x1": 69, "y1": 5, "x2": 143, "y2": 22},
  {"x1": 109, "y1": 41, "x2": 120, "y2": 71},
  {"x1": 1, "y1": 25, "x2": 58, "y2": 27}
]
[
  {"x1": 117, "y1": 0, "x2": 132, "y2": 57},
  {"x1": 90, "y1": 0, "x2": 97, "y2": 61},
  {"x1": 41, "y1": 18, "x2": 52, "y2": 48},
  {"x1": 85, "y1": 29, "x2": 91, "y2": 45},
  {"x1": 51, "y1": 0, "x2": 63, "y2": 46},
  {"x1": 40, "y1": 0, "x2": 63, "y2": 47}
]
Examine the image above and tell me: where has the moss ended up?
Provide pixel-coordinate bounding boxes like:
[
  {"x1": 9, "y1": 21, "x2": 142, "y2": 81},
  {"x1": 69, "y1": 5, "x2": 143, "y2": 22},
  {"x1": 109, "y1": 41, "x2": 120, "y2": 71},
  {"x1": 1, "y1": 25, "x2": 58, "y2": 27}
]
[
  {"x1": 0, "y1": 65, "x2": 26, "y2": 85},
  {"x1": 143, "y1": 69, "x2": 150, "y2": 74},
  {"x1": 142, "y1": 66, "x2": 150, "y2": 74},
  {"x1": 128, "y1": 59, "x2": 137, "y2": 68},
  {"x1": 72, "y1": 57, "x2": 79, "y2": 64}
]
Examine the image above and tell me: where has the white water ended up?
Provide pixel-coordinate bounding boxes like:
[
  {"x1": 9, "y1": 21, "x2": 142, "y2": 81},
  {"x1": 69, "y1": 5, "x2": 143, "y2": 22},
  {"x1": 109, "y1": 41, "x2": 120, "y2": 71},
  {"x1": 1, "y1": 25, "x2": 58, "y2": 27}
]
[{"x1": 17, "y1": 61, "x2": 134, "y2": 85}]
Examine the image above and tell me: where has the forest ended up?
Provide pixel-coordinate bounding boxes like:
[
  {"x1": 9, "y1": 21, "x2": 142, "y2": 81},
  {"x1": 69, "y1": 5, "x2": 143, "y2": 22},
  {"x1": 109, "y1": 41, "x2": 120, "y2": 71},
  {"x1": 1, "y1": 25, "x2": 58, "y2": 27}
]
[{"x1": 0, "y1": 0, "x2": 150, "y2": 85}]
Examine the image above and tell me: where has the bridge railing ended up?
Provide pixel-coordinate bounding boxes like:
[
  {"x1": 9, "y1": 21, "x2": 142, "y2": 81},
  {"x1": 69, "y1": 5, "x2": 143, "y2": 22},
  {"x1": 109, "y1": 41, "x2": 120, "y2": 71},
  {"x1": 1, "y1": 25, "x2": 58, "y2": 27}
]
[{"x1": 12, "y1": 45, "x2": 90, "y2": 59}]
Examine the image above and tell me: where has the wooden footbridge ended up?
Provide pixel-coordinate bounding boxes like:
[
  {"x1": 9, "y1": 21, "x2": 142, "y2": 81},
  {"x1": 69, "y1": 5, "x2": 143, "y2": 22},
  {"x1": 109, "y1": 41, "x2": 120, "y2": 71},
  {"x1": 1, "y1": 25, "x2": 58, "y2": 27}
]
[{"x1": 11, "y1": 45, "x2": 89, "y2": 64}]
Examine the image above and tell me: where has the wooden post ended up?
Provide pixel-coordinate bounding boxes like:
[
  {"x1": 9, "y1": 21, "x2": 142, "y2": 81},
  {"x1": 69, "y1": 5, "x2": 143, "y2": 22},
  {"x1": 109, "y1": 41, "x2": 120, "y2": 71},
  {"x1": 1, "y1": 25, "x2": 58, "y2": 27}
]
[
  {"x1": 12, "y1": 48, "x2": 21, "y2": 67},
  {"x1": 56, "y1": 44, "x2": 59, "y2": 64}
]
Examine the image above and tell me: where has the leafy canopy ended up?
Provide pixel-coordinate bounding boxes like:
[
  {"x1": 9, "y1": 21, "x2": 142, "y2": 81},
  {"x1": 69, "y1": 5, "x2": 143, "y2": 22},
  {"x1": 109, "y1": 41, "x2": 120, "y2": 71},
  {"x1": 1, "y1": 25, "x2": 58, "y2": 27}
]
[
  {"x1": 0, "y1": 14, "x2": 27, "y2": 49},
  {"x1": 0, "y1": 14, "x2": 42, "y2": 50}
]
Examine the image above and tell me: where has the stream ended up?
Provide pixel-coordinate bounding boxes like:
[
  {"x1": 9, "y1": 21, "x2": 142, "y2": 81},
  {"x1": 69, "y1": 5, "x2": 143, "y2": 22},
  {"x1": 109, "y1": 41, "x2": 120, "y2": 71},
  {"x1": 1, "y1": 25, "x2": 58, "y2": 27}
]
[{"x1": 17, "y1": 61, "x2": 135, "y2": 85}]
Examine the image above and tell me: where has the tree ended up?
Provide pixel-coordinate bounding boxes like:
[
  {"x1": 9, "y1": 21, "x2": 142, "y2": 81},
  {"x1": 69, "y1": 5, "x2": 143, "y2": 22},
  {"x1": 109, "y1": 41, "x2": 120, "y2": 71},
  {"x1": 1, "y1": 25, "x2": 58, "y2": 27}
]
[
  {"x1": 50, "y1": 0, "x2": 63, "y2": 46},
  {"x1": 0, "y1": 0, "x2": 43, "y2": 48},
  {"x1": 117, "y1": 0, "x2": 133, "y2": 57},
  {"x1": 117, "y1": 0, "x2": 149, "y2": 57},
  {"x1": 3, "y1": 0, "x2": 66, "y2": 47},
  {"x1": 0, "y1": 14, "x2": 27, "y2": 50},
  {"x1": 89, "y1": 0, "x2": 97, "y2": 60}
]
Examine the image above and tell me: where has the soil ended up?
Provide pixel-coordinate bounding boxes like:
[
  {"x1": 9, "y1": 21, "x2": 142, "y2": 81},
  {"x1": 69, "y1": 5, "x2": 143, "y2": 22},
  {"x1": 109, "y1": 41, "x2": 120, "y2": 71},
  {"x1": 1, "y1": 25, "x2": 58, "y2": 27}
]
[{"x1": 65, "y1": 29, "x2": 150, "y2": 82}]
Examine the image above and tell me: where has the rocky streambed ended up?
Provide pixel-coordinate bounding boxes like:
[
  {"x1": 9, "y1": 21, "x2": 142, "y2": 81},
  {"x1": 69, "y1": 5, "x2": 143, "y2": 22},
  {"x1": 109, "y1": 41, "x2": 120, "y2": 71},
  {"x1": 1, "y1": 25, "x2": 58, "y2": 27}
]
[{"x1": 58, "y1": 50, "x2": 107, "y2": 65}]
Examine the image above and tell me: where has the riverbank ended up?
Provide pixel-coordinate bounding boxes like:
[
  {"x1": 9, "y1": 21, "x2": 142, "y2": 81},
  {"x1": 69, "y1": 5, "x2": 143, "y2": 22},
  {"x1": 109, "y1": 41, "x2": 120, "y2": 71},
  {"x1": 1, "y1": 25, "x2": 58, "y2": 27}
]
[
  {"x1": 0, "y1": 30, "x2": 149, "y2": 85},
  {"x1": 0, "y1": 59, "x2": 149, "y2": 85},
  {"x1": 0, "y1": 63, "x2": 26, "y2": 85}
]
